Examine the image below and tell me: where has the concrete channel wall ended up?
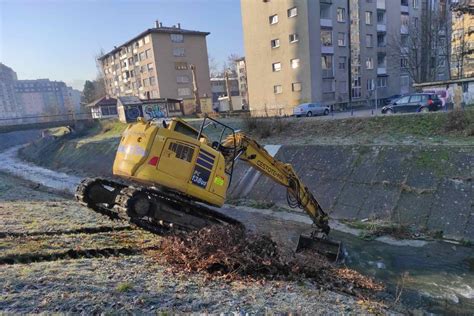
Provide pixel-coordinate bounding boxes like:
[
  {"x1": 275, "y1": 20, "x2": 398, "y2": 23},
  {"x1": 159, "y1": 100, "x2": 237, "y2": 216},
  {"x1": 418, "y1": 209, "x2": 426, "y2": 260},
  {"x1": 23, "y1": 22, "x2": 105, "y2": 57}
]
[
  {"x1": 229, "y1": 145, "x2": 473, "y2": 241},
  {"x1": 19, "y1": 138, "x2": 473, "y2": 241}
]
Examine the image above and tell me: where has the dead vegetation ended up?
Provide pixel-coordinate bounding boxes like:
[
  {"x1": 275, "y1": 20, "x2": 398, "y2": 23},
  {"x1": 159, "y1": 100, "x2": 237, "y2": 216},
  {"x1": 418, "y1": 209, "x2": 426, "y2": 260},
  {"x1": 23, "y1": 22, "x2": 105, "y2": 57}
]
[
  {"x1": 160, "y1": 225, "x2": 383, "y2": 298},
  {"x1": 444, "y1": 109, "x2": 474, "y2": 136},
  {"x1": 242, "y1": 116, "x2": 290, "y2": 138}
]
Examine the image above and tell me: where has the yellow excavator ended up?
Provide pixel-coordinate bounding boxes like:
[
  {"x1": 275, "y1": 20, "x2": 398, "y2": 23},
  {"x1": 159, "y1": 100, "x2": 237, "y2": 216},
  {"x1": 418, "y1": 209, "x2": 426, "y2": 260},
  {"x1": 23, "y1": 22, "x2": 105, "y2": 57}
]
[{"x1": 76, "y1": 116, "x2": 342, "y2": 260}]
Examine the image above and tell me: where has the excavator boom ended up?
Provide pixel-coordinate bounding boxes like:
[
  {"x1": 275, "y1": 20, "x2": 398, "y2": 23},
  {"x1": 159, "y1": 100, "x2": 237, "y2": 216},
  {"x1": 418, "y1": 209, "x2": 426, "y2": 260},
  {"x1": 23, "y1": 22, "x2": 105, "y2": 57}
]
[{"x1": 220, "y1": 130, "x2": 342, "y2": 261}]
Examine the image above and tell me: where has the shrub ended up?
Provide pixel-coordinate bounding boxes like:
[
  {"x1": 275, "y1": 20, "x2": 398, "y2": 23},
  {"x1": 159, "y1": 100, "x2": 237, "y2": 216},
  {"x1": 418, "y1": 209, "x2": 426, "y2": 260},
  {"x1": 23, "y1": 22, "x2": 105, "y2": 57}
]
[
  {"x1": 444, "y1": 109, "x2": 469, "y2": 132},
  {"x1": 242, "y1": 116, "x2": 290, "y2": 138}
]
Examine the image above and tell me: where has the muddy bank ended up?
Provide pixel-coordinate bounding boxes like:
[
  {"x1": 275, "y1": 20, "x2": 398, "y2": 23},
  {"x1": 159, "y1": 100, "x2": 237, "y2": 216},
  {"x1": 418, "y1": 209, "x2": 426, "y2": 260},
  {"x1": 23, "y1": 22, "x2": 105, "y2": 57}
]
[{"x1": 19, "y1": 132, "x2": 474, "y2": 241}]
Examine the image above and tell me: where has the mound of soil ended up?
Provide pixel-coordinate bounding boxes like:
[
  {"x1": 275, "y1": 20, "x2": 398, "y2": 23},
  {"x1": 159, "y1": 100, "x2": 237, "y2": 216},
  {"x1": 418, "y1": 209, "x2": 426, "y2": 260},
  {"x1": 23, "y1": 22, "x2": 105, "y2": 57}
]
[{"x1": 160, "y1": 226, "x2": 383, "y2": 298}]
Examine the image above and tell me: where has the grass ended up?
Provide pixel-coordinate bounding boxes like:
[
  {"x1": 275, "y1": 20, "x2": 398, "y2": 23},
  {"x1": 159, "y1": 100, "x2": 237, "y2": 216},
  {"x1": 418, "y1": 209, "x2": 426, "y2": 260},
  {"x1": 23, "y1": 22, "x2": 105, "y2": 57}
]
[
  {"x1": 343, "y1": 219, "x2": 413, "y2": 240},
  {"x1": 116, "y1": 282, "x2": 134, "y2": 293}
]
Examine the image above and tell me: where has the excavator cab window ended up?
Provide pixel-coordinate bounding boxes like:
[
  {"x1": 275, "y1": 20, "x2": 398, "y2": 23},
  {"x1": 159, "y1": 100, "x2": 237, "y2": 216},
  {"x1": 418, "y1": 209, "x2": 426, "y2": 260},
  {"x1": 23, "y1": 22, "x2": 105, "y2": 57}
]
[
  {"x1": 174, "y1": 121, "x2": 200, "y2": 139},
  {"x1": 198, "y1": 116, "x2": 238, "y2": 182}
]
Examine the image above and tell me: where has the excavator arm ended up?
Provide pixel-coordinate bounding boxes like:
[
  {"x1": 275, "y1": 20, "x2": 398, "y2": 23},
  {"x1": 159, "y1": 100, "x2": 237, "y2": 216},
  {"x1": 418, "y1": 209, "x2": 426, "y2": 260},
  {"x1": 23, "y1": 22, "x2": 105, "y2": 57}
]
[{"x1": 221, "y1": 132, "x2": 342, "y2": 260}]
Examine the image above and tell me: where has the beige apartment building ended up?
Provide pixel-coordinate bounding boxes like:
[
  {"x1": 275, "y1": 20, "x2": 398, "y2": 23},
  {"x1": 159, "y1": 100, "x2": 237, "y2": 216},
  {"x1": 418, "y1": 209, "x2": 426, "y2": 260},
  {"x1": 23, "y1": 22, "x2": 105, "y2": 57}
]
[
  {"x1": 450, "y1": 0, "x2": 474, "y2": 79},
  {"x1": 98, "y1": 22, "x2": 212, "y2": 114},
  {"x1": 241, "y1": 0, "x2": 424, "y2": 115}
]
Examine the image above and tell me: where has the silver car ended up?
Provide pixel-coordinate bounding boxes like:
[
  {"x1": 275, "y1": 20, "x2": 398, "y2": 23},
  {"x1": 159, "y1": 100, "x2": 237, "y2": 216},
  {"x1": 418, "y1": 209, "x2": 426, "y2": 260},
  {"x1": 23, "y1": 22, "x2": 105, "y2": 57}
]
[{"x1": 293, "y1": 103, "x2": 330, "y2": 117}]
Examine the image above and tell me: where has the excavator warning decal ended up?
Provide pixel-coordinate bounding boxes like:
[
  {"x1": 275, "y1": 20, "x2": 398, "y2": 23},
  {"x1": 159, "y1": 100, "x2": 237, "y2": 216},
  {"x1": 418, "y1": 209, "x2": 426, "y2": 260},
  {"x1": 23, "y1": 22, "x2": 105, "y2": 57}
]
[
  {"x1": 191, "y1": 165, "x2": 210, "y2": 189},
  {"x1": 214, "y1": 176, "x2": 224, "y2": 186}
]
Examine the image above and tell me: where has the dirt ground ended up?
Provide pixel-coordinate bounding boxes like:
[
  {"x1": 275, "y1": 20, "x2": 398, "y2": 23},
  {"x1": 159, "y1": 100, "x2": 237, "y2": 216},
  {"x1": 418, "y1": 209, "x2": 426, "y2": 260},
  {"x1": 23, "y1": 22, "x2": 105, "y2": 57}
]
[{"x1": 0, "y1": 173, "x2": 397, "y2": 314}]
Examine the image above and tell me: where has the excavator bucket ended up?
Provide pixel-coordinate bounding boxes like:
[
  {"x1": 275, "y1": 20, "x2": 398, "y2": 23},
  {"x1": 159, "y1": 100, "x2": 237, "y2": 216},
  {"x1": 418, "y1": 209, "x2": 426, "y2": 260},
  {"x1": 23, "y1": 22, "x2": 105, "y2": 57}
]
[{"x1": 296, "y1": 234, "x2": 344, "y2": 262}]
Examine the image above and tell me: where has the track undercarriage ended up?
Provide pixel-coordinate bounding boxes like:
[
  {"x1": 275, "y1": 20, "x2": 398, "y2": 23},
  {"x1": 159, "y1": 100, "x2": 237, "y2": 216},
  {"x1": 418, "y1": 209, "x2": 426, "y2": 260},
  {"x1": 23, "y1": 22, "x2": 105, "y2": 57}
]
[{"x1": 75, "y1": 178, "x2": 241, "y2": 235}]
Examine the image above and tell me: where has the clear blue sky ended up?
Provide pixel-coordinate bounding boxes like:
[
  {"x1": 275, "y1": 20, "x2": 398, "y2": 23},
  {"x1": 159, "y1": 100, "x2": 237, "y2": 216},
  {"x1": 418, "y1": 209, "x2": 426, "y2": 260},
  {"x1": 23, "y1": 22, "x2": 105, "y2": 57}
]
[{"x1": 0, "y1": 0, "x2": 244, "y2": 90}]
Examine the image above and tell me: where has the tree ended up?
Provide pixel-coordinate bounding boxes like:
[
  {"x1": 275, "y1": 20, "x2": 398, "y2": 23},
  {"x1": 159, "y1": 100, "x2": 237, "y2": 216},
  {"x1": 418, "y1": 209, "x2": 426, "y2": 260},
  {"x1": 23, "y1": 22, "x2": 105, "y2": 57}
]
[
  {"x1": 208, "y1": 55, "x2": 220, "y2": 78},
  {"x1": 388, "y1": 3, "x2": 451, "y2": 84},
  {"x1": 82, "y1": 80, "x2": 96, "y2": 104}
]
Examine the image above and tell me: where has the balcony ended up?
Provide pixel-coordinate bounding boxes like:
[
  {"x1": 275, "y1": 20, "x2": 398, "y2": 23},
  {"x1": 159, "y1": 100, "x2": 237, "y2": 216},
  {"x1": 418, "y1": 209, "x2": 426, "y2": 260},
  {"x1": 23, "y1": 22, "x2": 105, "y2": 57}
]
[
  {"x1": 322, "y1": 69, "x2": 334, "y2": 78},
  {"x1": 377, "y1": 0, "x2": 385, "y2": 9},
  {"x1": 377, "y1": 24, "x2": 386, "y2": 32},
  {"x1": 322, "y1": 46, "x2": 334, "y2": 54},
  {"x1": 377, "y1": 67, "x2": 387, "y2": 75},
  {"x1": 401, "y1": 25, "x2": 409, "y2": 34},
  {"x1": 401, "y1": 5, "x2": 409, "y2": 13},
  {"x1": 320, "y1": 19, "x2": 332, "y2": 27}
]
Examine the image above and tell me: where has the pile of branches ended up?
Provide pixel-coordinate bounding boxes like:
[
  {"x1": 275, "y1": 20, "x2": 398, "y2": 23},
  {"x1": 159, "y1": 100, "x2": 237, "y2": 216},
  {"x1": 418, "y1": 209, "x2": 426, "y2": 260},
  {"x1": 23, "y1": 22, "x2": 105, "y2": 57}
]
[
  {"x1": 160, "y1": 225, "x2": 383, "y2": 297},
  {"x1": 161, "y1": 225, "x2": 289, "y2": 278}
]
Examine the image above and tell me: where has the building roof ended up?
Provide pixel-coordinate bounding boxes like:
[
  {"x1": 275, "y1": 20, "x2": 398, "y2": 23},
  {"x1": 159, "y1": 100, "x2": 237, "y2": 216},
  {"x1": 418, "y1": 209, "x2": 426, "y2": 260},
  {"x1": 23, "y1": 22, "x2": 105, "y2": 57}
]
[
  {"x1": 117, "y1": 96, "x2": 142, "y2": 106},
  {"x1": 98, "y1": 25, "x2": 210, "y2": 61},
  {"x1": 141, "y1": 98, "x2": 181, "y2": 104},
  {"x1": 85, "y1": 96, "x2": 117, "y2": 108}
]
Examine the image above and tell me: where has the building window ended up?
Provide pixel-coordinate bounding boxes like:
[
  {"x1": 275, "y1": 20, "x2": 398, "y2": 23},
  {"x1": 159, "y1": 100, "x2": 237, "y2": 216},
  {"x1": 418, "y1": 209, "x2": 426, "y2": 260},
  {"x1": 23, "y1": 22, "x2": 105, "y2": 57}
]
[
  {"x1": 401, "y1": 34, "x2": 409, "y2": 47},
  {"x1": 149, "y1": 76, "x2": 156, "y2": 86},
  {"x1": 401, "y1": 57, "x2": 409, "y2": 68},
  {"x1": 337, "y1": 7, "x2": 345, "y2": 22},
  {"x1": 143, "y1": 78, "x2": 149, "y2": 87},
  {"x1": 338, "y1": 56, "x2": 346, "y2": 70},
  {"x1": 144, "y1": 35, "x2": 150, "y2": 44},
  {"x1": 321, "y1": 29, "x2": 332, "y2": 46},
  {"x1": 269, "y1": 14, "x2": 279, "y2": 24},
  {"x1": 366, "y1": 57, "x2": 374, "y2": 69},
  {"x1": 338, "y1": 32, "x2": 346, "y2": 46},
  {"x1": 178, "y1": 87, "x2": 191, "y2": 96},
  {"x1": 177, "y1": 75, "x2": 190, "y2": 83},
  {"x1": 171, "y1": 34, "x2": 184, "y2": 43},
  {"x1": 377, "y1": 33, "x2": 386, "y2": 47},
  {"x1": 377, "y1": 10, "x2": 385, "y2": 24},
  {"x1": 292, "y1": 82, "x2": 302, "y2": 92},
  {"x1": 138, "y1": 39, "x2": 144, "y2": 47},
  {"x1": 320, "y1": 3, "x2": 331, "y2": 19},
  {"x1": 377, "y1": 53, "x2": 386, "y2": 67},
  {"x1": 401, "y1": 13, "x2": 409, "y2": 31},
  {"x1": 377, "y1": 76, "x2": 387, "y2": 88},
  {"x1": 365, "y1": 11, "x2": 373, "y2": 25},
  {"x1": 139, "y1": 52, "x2": 146, "y2": 61},
  {"x1": 271, "y1": 39, "x2": 280, "y2": 48},
  {"x1": 290, "y1": 58, "x2": 300, "y2": 69},
  {"x1": 273, "y1": 85, "x2": 282, "y2": 94},
  {"x1": 401, "y1": 0, "x2": 408, "y2": 6},
  {"x1": 366, "y1": 34, "x2": 373, "y2": 47},
  {"x1": 145, "y1": 49, "x2": 152, "y2": 59},
  {"x1": 175, "y1": 62, "x2": 188, "y2": 70},
  {"x1": 173, "y1": 48, "x2": 185, "y2": 57},
  {"x1": 367, "y1": 79, "x2": 375, "y2": 91},
  {"x1": 141, "y1": 65, "x2": 147, "y2": 73},
  {"x1": 413, "y1": 0, "x2": 418, "y2": 9},
  {"x1": 288, "y1": 7, "x2": 297, "y2": 18},
  {"x1": 147, "y1": 63, "x2": 154, "y2": 71},
  {"x1": 414, "y1": 17, "x2": 419, "y2": 28},
  {"x1": 272, "y1": 62, "x2": 282, "y2": 72},
  {"x1": 289, "y1": 33, "x2": 299, "y2": 43},
  {"x1": 321, "y1": 55, "x2": 333, "y2": 77}
]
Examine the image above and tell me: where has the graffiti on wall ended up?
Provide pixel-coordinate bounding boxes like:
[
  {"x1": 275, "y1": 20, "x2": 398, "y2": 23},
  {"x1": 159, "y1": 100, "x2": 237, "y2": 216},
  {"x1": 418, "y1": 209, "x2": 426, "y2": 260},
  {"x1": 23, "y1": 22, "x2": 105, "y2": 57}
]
[{"x1": 143, "y1": 104, "x2": 167, "y2": 120}]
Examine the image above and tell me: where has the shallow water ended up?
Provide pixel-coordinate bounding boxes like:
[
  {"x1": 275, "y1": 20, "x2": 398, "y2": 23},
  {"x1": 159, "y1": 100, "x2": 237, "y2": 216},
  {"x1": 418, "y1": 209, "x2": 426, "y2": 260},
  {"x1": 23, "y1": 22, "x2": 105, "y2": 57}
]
[
  {"x1": 333, "y1": 230, "x2": 474, "y2": 314},
  {"x1": 0, "y1": 145, "x2": 81, "y2": 194}
]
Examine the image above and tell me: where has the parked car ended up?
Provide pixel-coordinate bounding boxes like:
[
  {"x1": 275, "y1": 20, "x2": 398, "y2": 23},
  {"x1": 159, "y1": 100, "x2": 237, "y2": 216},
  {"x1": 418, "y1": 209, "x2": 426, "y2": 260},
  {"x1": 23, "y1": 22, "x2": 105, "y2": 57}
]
[
  {"x1": 382, "y1": 94, "x2": 402, "y2": 106},
  {"x1": 293, "y1": 103, "x2": 330, "y2": 117},
  {"x1": 381, "y1": 93, "x2": 442, "y2": 114}
]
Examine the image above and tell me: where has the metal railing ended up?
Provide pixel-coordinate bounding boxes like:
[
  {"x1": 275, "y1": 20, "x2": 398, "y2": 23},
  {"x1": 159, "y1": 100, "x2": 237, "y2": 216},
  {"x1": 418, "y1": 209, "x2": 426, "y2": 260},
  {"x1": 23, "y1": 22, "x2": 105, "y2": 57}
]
[{"x1": 0, "y1": 112, "x2": 93, "y2": 127}]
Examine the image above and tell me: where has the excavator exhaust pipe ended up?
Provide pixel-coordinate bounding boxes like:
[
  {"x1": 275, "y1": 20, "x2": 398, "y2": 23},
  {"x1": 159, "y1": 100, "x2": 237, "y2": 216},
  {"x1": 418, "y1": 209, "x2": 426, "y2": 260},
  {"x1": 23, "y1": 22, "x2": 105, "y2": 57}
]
[{"x1": 296, "y1": 234, "x2": 344, "y2": 263}]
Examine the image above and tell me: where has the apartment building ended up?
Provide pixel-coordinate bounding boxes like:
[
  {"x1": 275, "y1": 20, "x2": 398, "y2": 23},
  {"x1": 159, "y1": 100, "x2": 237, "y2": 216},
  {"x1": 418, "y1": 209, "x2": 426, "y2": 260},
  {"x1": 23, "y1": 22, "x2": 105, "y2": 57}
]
[
  {"x1": 451, "y1": 0, "x2": 474, "y2": 78},
  {"x1": 235, "y1": 57, "x2": 250, "y2": 109},
  {"x1": 15, "y1": 79, "x2": 73, "y2": 118},
  {"x1": 98, "y1": 21, "x2": 212, "y2": 115},
  {"x1": 0, "y1": 63, "x2": 22, "y2": 120},
  {"x1": 241, "y1": 0, "x2": 423, "y2": 115},
  {"x1": 210, "y1": 77, "x2": 240, "y2": 109}
]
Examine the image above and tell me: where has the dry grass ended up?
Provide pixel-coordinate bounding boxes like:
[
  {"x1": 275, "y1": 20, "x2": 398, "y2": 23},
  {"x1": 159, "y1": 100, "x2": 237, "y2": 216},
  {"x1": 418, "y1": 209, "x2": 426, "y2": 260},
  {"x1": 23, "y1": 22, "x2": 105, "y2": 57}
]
[{"x1": 242, "y1": 116, "x2": 290, "y2": 138}]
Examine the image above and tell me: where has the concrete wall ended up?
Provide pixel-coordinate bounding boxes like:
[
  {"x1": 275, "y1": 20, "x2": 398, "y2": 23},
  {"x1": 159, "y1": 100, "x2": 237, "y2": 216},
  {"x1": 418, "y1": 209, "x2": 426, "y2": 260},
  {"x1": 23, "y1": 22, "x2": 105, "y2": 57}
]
[{"x1": 229, "y1": 145, "x2": 473, "y2": 241}]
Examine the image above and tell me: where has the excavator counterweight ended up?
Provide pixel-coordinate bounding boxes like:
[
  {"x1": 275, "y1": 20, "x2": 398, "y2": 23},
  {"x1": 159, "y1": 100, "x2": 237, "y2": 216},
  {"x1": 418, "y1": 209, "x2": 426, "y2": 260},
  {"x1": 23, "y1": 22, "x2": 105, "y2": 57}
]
[{"x1": 76, "y1": 116, "x2": 343, "y2": 261}]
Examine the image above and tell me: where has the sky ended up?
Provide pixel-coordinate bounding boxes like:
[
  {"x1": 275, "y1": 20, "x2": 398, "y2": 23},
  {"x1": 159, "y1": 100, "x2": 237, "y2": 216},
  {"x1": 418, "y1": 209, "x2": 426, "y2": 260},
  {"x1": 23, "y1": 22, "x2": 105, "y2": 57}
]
[{"x1": 0, "y1": 0, "x2": 244, "y2": 90}]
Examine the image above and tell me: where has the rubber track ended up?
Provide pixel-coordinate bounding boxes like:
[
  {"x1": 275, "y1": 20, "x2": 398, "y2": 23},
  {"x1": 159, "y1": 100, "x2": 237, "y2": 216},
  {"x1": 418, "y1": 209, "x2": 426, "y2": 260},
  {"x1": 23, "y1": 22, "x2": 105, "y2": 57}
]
[
  {"x1": 0, "y1": 246, "x2": 160, "y2": 265},
  {"x1": 0, "y1": 226, "x2": 133, "y2": 239}
]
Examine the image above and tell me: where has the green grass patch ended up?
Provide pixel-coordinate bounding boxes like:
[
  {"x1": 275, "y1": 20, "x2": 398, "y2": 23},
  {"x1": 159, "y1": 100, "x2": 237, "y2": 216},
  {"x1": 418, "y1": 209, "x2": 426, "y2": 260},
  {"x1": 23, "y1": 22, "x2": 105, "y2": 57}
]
[{"x1": 116, "y1": 282, "x2": 134, "y2": 293}]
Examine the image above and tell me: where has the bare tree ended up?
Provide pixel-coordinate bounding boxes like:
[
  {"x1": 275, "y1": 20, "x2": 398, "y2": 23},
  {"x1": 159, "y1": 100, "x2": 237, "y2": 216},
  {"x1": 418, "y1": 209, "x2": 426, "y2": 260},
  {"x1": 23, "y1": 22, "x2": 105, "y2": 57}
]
[{"x1": 208, "y1": 55, "x2": 220, "y2": 78}]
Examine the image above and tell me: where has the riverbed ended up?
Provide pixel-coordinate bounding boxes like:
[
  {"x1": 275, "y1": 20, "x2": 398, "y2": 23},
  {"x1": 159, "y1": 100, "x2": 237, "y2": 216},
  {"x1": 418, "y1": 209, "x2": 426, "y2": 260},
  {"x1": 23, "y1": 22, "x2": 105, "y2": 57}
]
[{"x1": 0, "y1": 140, "x2": 473, "y2": 314}]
